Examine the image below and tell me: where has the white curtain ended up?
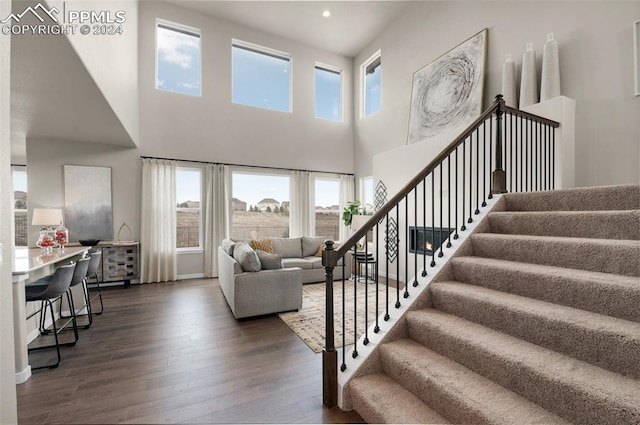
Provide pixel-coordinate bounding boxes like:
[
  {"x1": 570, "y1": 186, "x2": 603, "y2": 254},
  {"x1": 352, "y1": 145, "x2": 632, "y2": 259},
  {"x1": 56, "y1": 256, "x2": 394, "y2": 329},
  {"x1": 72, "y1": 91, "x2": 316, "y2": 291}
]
[
  {"x1": 290, "y1": 170, "x2": 311, "y2": 237},
  {"x1": 339, "y1": 174, "x2": 355, "y2": 242},
  {"x1": 203, "y1": 164, "x2": 230, "y2": 278},
  {"x1": 140, "y1": 159, "x2": 177, "y2": 283}
]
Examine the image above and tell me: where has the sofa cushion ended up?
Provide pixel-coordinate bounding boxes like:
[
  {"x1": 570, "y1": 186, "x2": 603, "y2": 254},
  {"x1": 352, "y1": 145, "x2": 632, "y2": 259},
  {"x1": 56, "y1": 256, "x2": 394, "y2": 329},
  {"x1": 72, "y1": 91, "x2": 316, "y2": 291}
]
[
  {"x1": 249, "y1": 238, "x2": 274, "y2": 254},
  {"x1": 282, "y1": 258, "x2": 313, "y2": 270},
  {"x1": 256, "y1": 250, "x2": 283, "y2": 270},
  {"x1": 303, "y1": 256, "x2": 324, "y2": 269},
  {"x1": 221, "y1": 238, "x2": 236, "y2": 256},
  {"x1": 271, "y1": 237, "x2": 302, "y2": 258},
  {"x1": 233, "y1": 242, "x2": 262, "y2": 272},
  {"x1": 302, "y1": 236, "x2": 328, "y2": 257}
]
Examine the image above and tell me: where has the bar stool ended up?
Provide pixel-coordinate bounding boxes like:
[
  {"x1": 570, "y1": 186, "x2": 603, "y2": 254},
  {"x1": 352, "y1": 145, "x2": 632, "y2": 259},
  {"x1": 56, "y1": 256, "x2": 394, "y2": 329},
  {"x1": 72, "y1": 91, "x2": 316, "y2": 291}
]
[
  {"x1": 59, "y1": 256, "x2": 91, "y2": 332},
  {"x1": 25, "y1": 262, "x2": 76, "y2": 370},
  {"x1": 85, "y1": 250, "x2": 104, "y2": 315}
]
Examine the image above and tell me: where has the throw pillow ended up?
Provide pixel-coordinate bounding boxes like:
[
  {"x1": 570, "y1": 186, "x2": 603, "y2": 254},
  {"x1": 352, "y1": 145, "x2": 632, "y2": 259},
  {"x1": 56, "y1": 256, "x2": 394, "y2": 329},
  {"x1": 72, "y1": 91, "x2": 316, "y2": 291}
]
[
  {"x1": 221, "y1": 239, "x2": 236, "y2": 256},
  {"x1": 249, "y1": 238, "x2": 274, "y2": 254},
  {"x1": 271, "y1": 237, "x2": 303, "y2": 258},
  {"x1": 233, "y1": 242, "x2": 262, "y2": 272},
  {"x1": 302, "y1": 236, "x2": 328, "y2": 257},
  {"x1": 255, "y1": 250, "x2": 283, "y2": 270}
]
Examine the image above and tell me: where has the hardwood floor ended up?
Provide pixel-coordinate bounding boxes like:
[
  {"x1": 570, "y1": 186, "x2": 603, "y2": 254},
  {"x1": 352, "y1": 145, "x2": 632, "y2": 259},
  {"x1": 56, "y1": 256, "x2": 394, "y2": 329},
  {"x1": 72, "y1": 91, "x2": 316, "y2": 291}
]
[{"x1": 16, "y1": 279, "x2": 364, "y2": 424}]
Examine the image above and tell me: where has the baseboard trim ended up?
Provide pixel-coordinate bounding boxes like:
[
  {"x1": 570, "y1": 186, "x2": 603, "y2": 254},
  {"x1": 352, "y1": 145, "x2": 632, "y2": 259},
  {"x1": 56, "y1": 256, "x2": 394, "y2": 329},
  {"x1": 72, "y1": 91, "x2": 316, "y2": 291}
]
[
  {"x1": 15, "y1": 365, "x2": 31, "y2": 384},
  {"x1": 178, "y1": 273, "x2": 206, "y2": 280}
]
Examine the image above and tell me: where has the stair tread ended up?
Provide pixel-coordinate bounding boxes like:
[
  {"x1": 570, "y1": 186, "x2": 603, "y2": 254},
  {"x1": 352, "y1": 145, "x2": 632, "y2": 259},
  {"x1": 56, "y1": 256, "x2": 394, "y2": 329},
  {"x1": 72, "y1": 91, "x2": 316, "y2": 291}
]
[
  {"x1": 470, "y1": 233, "x2": 640, "y2": 276},
  {"x1": 503, "y1": 185, "x2": 640, "y2": 211},
  {"x1": 472, "y1": 232, "x2": 640, "y2": 247},
  {"x1": 406, "y1": 309, "x2": 640, "y2": 409},
  {"x1": 431, "y1": 280, "x2": 640, "y2": 335},
  {"x1": 349, "y1": 373, "x2": 452, "y2": 424},
  {"x1": 488, "y1": 210, "x2": 640, "y2": 240},
  {"x1": 451, "y1": 256, "x2": 640, "y2": 286},
  {"x1": 380, "y1": 339, "x2": 572, "y2": 425}
]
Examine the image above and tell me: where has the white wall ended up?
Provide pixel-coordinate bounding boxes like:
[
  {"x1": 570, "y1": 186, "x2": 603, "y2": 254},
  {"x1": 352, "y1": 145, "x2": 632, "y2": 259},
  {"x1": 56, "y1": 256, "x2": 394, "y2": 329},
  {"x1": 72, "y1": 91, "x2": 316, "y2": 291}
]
[
  {"x1": 0, "y1": 0, "x2": 18, "y2": 422},
  {"x1": 138, "y1": 1, "x2": 354, "y2": 174},
  {"x1": 46, "y1": 0, "x2": 140, "y2": 145},
  {"x1": 354, "y1": 1, "x2": 640, "y2": 189},
  {"x1": 25, "y1": 140, "x2": 141, "y2": 248}
]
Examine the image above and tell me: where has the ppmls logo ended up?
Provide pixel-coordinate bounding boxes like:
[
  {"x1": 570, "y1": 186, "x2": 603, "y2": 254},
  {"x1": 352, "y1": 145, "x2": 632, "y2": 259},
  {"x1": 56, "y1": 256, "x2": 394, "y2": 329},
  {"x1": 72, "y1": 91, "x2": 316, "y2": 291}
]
[
  {"x1": 1, "y1": 2, "x2": 126, "y2": 36},
  {"x1": 0, "y1": 3, "x2": 59, "y2": 24}
]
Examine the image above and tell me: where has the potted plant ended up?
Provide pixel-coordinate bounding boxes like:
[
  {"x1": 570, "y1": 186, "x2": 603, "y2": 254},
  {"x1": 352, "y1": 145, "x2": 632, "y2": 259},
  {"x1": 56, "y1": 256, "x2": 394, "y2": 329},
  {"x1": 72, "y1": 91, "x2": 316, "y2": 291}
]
[{"x1": 342, "y1": 200, "x2": 363, "y2": 227}]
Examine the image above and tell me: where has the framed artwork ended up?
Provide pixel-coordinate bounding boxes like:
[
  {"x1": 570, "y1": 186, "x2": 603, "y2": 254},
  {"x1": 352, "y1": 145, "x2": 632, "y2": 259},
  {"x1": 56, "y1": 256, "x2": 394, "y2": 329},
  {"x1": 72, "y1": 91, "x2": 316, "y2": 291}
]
[
  {"x1": 64, "y1": 165, "x2": 113, "y2": 242},
  {"x1": 407, "y1": 29, "x2": 488, "y2": 145},
  {"x1": 635, "y1": 20, "x2": 639, "y2": 96}
]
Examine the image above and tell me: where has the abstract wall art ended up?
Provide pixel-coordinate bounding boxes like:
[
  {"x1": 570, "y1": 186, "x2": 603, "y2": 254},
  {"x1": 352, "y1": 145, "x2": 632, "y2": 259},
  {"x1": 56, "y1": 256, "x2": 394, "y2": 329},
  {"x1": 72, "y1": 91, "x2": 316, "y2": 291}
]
[
  {"x1": 407, "y1": 29, "x2": 488, "y2": 145},
  {"x1": 64, "y1": 165, "x2": 114, "y2": 242}
]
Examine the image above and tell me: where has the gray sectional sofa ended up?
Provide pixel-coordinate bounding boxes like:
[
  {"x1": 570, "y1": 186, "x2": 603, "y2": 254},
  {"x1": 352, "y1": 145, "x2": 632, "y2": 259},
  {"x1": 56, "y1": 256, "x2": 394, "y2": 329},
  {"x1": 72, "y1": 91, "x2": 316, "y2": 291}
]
[{"x1": 217, "y1": 236, "x2": 350, "y2": 319}]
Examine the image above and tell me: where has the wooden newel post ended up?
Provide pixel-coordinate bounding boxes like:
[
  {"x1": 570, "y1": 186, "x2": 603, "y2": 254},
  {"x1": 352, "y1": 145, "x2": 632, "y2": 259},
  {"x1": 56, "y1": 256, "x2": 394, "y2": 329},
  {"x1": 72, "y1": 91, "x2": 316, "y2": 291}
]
[
  {"x1": 492, "y1": 94, "x2": 507, "y2": 194},
  {"x1": 322, "y1": 240, "x2": 338, "y2": 407}
]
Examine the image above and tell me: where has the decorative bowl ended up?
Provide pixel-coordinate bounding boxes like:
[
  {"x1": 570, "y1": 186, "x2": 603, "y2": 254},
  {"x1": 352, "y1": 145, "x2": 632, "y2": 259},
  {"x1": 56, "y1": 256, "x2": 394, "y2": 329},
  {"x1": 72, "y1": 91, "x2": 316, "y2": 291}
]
[{"x1": 79, "y1": 239, "x2": 100, "y2": 246}]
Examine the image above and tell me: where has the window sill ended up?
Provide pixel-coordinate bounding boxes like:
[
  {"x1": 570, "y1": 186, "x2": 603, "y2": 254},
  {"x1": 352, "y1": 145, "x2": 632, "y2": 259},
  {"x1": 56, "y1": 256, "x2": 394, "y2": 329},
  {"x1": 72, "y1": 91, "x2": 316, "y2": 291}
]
[{"x1": 177, "y1": 248, "x2": 204, "y2": 255}]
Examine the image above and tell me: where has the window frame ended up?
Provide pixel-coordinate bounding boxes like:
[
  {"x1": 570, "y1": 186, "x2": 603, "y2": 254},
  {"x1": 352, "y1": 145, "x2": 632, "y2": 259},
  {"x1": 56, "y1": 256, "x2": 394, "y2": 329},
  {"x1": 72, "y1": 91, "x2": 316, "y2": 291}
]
[
  {"x1": 231, "y1": 39, "x2": 293, "y2": 113},
  {"x1": 361, "y1": 49, "x2": 382, "y2": 118},
  {"x1": 176, "y1": 166, "x2": 203, "y2": 253},
  {"x1": 155, "y1": 18, "x2": 202, "y2": 97},
  {"x1": 12, "y1": 165, "x2": 27, "y2": 247},
  {"x1": 314, "y1": 62, "x2": 343, "y2": 122},
  {"x1": 311, "y1": 174, "x2": 341, "y2": 238}
]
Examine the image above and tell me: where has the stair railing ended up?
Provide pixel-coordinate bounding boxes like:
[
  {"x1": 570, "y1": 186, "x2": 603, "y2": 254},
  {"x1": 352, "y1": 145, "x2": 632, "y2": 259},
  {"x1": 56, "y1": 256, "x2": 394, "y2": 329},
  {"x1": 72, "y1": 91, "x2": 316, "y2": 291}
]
[{"x1": 322, "y1": 94, "x2": 560, "y2": 407}]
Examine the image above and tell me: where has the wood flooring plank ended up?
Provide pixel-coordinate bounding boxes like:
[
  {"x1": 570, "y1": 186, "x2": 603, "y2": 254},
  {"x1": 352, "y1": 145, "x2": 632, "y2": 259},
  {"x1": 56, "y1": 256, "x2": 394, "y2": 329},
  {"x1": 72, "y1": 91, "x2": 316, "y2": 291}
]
[{"x1": 17, "y1": 279, "x2": 362, "y2": 424}]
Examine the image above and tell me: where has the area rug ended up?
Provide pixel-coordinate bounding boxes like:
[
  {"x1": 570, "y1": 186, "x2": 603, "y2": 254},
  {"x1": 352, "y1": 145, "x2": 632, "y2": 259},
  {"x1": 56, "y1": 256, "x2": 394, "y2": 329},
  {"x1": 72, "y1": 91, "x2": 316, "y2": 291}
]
[{"x1": 278, "y1": 280, "x2": 388, "y2": 354}]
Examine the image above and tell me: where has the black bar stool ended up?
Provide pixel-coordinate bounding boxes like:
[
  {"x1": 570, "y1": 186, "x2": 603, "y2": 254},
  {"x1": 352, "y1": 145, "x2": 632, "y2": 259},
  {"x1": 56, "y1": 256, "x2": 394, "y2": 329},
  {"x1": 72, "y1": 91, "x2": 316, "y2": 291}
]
[
  {"x1": 85, "y1": 250, "x2": 104, "y2": 315},
  {"x1": 59, "y1": 256, "x2": 91, "y2": 332},
  {"x1": 25, "y1": 262, "x2": 76, "y2": 370}
]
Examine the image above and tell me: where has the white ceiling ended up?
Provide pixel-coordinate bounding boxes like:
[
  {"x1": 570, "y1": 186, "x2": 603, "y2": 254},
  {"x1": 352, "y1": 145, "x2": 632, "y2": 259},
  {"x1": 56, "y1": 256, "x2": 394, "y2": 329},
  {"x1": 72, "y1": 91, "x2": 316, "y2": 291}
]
[{"x1": 164, "y1": 0, "x2": 413, "y2": 57}]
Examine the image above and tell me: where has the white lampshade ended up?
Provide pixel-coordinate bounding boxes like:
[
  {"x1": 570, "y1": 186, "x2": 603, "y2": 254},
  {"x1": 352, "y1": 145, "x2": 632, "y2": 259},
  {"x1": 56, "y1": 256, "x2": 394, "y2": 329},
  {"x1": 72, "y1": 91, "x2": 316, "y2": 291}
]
[{"x1": 32, "y1": 208, "x2": 63, "y2": 226}]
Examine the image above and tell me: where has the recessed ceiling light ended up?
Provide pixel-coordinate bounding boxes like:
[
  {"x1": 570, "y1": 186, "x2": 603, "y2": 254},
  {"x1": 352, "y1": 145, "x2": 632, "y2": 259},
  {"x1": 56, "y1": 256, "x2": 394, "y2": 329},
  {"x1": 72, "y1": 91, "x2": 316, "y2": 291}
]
[{"x1": 322, "y1": 10, "x2": 331, "y2": 18}]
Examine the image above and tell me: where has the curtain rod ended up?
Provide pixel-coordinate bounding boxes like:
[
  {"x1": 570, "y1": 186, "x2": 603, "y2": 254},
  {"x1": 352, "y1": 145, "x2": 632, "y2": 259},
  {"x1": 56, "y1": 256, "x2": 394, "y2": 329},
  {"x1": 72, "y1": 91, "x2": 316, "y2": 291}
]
[{"x1": 139, "y1": 155, "x2": 354, "y2": 177}]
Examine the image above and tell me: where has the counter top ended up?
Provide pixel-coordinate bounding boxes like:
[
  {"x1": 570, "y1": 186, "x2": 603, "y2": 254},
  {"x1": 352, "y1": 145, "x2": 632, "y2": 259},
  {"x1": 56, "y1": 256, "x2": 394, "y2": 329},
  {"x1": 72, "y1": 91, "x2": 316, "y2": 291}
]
[{"x1": 12, "y1": 246, "x2": 88, "y2": 276}]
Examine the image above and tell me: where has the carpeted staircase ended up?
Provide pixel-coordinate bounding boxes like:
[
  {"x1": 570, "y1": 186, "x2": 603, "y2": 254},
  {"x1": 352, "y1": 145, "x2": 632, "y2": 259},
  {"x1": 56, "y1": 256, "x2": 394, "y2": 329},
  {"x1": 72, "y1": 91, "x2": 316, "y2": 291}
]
[{"x1": 347, "y1": 185, "x2": 640, "y2": 424}]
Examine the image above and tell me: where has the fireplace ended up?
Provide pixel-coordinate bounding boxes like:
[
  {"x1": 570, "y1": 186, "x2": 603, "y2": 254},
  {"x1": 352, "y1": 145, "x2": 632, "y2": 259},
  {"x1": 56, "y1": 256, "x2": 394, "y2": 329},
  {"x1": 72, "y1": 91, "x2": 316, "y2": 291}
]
[{"x1": 409, "y1": 226, "x2": 455, "y2": 255}]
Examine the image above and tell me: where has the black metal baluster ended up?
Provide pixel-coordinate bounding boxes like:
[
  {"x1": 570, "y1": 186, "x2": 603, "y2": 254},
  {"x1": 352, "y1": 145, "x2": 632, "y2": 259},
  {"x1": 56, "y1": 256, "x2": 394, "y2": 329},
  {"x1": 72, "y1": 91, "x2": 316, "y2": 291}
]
[
  {"x1": 552, "y1": 126, "x2": 556, "y2": 189},
  {"x1": 340, "y1": 262, "x2": 346, "y2": 371},
  {"x1": 475, "y1": 128, "x2": 480, "y2": 215},
  {"x1": 488, "y1": 115, "x2": 493, "y2": 199},
  {"x1": 518, "y1": 115, "x2": 522, "y2": 192},
  {"x1": 461, "y1": 140, "x2": 467, "y2": 231},
  {"x1": 482, "y1": 121, "x2": 487, "y2": 207},
  {"x1": 384, "y1": 214, "x2": 390, "y2": 321},
  {"x1": 468, "y1": 135, "x2": 473, "y2": 224},
  {"x1": 404, "y1": 196, "x2": 409, "y2": 298},
  {"x1": 525, "y1": 118, "x2": 529, "y2": 191},
  {"x1": 439, "y1": 163, "x2": 444, "y2": 258},
  {"x1": 454, "y1": 149, "x2": 459, "y2": 238},
  {"x1": 447, "y1": 155, "x2": 452, "y2": 248},
  {"x1": 352, "y1": 246, "x2": 358, "y2": 359},
  {"x1": 542, "y1": 123, "x2": 547, "y2": 190},
  {"x1": 431, "y1": 173, "x2": 436, "y2": 267},
  {"x1": 413, "y1": 187, "x2": 419, "y2": 286},
  {"x1": 510, "y1": 113, "x2": 514, "y2": 192},
  {"x1": 422, "y1": 177, "x2": 427, "y2": 275},
  {"x1": 374, "y1": 222, "x2": 380, "y2": 333},
  {"x1": 395, "y1": 205, "x2": 401, "y2": 308},
  {"x1": 363, "y1": 232, "x2": 369, "y2": 346}
]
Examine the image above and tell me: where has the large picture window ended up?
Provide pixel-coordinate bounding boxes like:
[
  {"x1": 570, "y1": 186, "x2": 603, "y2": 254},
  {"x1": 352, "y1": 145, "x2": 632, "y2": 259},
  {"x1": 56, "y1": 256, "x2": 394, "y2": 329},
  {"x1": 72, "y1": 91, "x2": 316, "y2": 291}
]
[
  {"x1": 314, "y1": 177, "x2": 340, "y2": 239},
  {"x1": 12, "y1": 167, "x2": 27, "y2": 247},
  {"x1": 231, "y1": 171, "x2": 290, "y2": 240},
  {"x1": 362, "y1": 50, "x2": 381, "y2": 117},
  {"x1": 176, "y1": 167, "x2": 202, "y2": 249},
  {"x1": 156, "y1": 20, "x2": 201, "y2": 96},
  {"x1": 232, "y1": 40, "x2": 291, "y2": 113},
  {"x1": 315, "y1": 64, "x2": 342, "y2": 121}
]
